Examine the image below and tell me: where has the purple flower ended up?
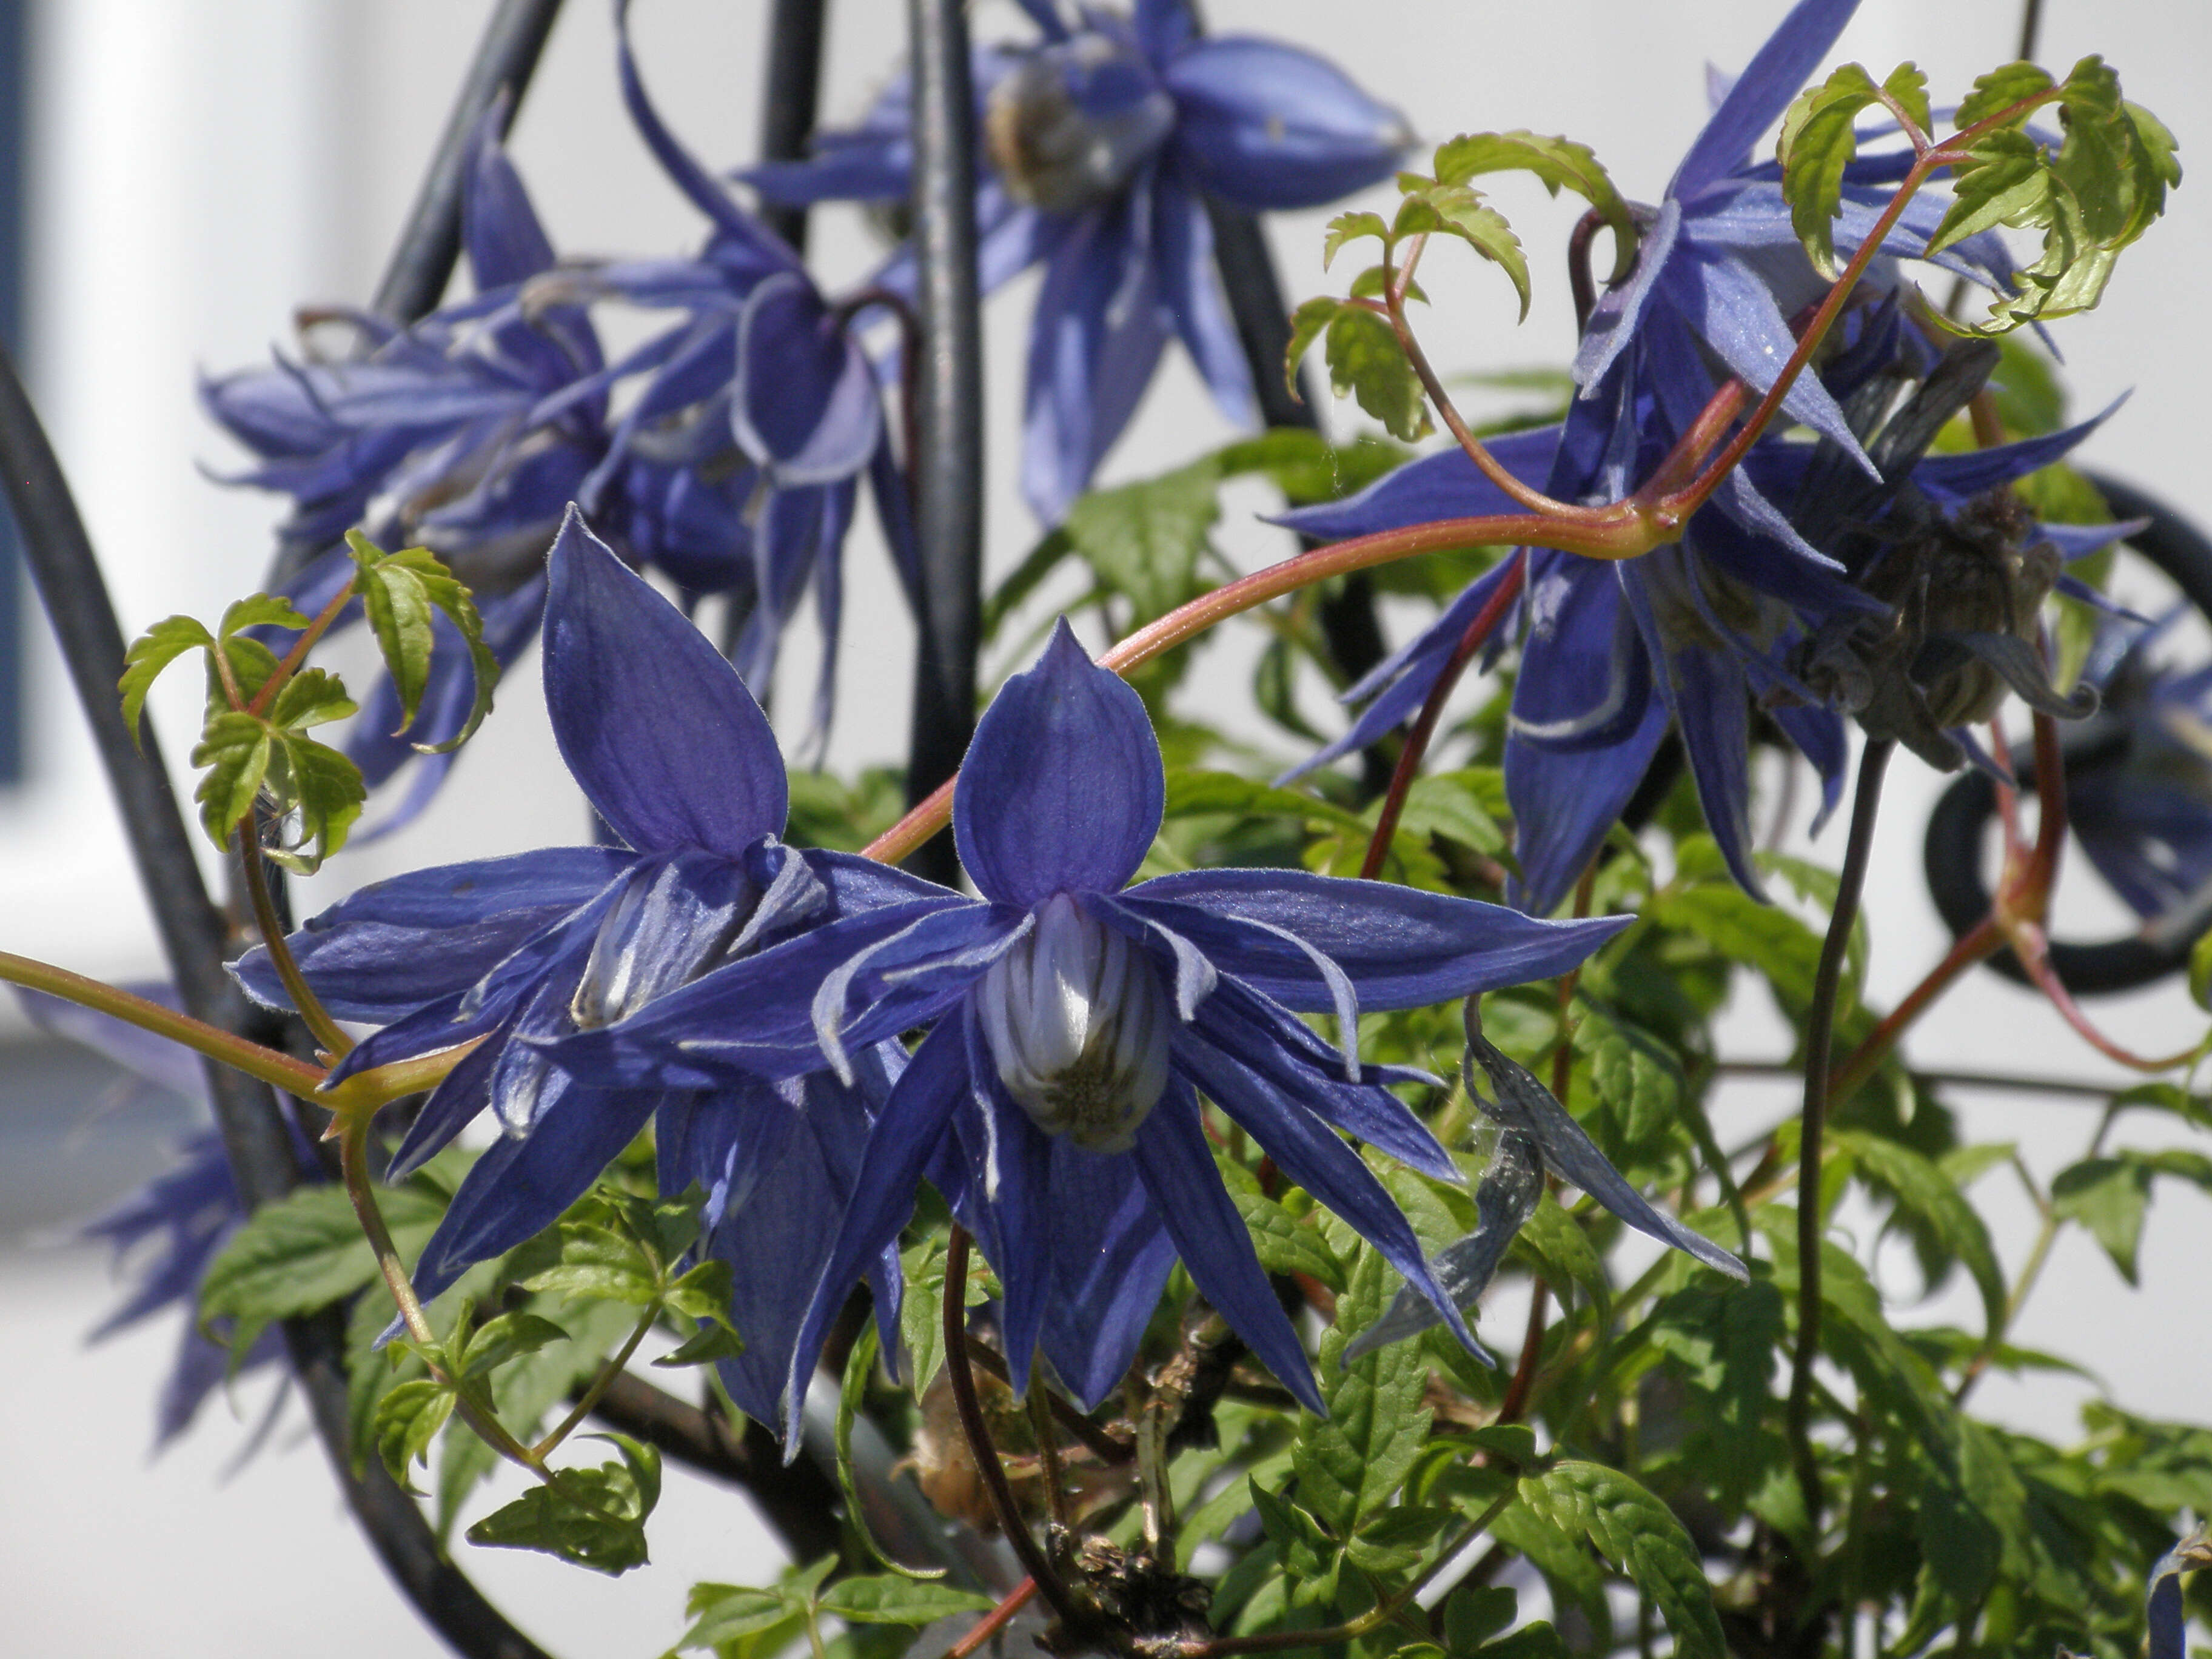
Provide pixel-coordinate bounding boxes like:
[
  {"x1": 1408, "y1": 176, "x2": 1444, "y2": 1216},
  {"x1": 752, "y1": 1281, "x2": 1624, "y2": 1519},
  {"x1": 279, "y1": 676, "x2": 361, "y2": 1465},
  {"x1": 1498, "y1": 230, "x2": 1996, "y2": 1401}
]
[
  {"x1": 546, "y1": 621, "x2": 1629, "y2": 1430},
  {"x1": 746, "y1": 0, "x2": 1412, "y2": 521},
  {"x1": 235, "y1": 512, "x2": 945, "y2": 1423}
]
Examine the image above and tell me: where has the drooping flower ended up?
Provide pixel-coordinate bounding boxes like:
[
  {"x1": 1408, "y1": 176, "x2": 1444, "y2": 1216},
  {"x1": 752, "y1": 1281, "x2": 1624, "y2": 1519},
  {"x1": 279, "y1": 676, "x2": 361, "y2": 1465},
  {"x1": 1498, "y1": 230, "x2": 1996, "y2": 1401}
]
[
  {"x1": 16, "y1": 985, "x2": 308, "y2": 1447},
  {"x1": 235, "y1": 511, "x2": 949, "y2": 1423},
  {"x1": 546, "y1": 620, "x2": 1631, "y2": 1430},
  {"x1": 203, "y1": 113, "x2": 623, "y2": 833},
  {"x1": 1283, "y1": 312, "x2": 2120, "y2": 914},
  {"x1": 745, "y1": 0, "x2": 1412, "y2": 521},
  {"x1": 523, "y1": 0, "x2": 920, "y2": 748}
]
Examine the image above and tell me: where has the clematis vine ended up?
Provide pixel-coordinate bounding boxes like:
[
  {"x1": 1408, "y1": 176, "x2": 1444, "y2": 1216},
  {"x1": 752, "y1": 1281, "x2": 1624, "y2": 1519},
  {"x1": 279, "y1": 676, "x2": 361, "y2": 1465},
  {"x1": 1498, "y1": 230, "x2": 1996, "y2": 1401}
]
[
  {"x1": 547, "y1": 621, "x2": 1631, "y2": 1429},
  {"x1": 234, "y1": 512, "x2": 943, "y2": 1423},
  {"x1": 745, "y1": 0, "x2": 1412, "y2": 521}
]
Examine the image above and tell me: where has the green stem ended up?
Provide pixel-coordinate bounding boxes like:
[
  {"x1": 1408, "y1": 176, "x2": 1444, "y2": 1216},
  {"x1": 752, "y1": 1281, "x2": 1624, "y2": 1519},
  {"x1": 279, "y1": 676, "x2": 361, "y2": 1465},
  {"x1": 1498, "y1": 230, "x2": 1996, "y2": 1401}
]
[
  {"x1": 1786, "y1": 737, "x2": 1892, "y2": 1528},
  {"x1": 238, "y1": 833, "x2": 353, "y2": 1058},
  {"x1": 336, "y1": 1111, "x2": 548, "y2": 1477},
  {"x1": 0, "y1": 948, "x2": 328, "y2": 1098},
  {"x1": 534, "y1": 1305, "x2": 659, "y2": 1461}
]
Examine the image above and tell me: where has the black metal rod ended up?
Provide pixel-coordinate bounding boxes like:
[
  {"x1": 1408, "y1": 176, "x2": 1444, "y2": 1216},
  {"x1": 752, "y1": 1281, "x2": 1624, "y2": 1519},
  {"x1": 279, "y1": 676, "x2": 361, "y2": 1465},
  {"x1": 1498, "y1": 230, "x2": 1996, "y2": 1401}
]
[
  {"x1": 901, "y1": 0, "x2": 985, "y2": 883},
  {"x1": 0, "y1": 342, "x2": 549, "y2": 1659},
  {"x1": 370, "y1": 0, "x2": 567, "y2": 324},
  {"x1": 756, "y1": 0, "x2": 829, "y2": 255}
]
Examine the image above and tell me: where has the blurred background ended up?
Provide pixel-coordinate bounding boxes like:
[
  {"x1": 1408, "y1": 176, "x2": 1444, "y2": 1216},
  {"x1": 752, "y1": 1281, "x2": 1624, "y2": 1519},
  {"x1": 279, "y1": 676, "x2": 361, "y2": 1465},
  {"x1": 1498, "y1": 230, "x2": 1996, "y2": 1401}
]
[{"x1": 1, "y1": 1, "x2": 2208, "y2": 1652}]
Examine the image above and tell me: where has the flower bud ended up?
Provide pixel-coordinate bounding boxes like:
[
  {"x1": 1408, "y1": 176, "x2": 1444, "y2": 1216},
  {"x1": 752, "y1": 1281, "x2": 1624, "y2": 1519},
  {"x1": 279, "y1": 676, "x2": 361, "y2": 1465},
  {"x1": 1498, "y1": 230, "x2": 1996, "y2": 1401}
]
[
  {"x1": 976, "y1": 894, "x2": 1172, "y2": 1152},
  {"x1": 986, "y1": 37, "x2": 1175, "y2": 213}
]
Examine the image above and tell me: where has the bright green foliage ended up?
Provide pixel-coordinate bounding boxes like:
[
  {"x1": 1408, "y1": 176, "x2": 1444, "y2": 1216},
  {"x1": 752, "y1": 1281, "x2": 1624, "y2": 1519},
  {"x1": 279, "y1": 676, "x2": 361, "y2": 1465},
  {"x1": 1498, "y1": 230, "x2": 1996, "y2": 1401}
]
[
  {"x1": 1391, "y1": 186, "x2": 1530, "y2": 321},
  {"x1": 1776, "y1": 62, "x2": 1929, "y2": 274},
  {"x1": 1519, "y1": 1463, "x2": 1726, "y2": 1659},
  {"x1": 836, "y1": 1322, "x2": 947, "y2": 1580},
  {"x1": 344, "y1": 531, "x2": 501, "y2": 749},
  {"x1": 1932, "y1": 56, "x2": 2179, "y2": 330},
  {"x1": 467, "y1": 1432, "x2": 661, "y2": 1575},
  {"x1": 1430, "y1": 130, "x2": 1635, "y2": 281},
  {"x1": 1295, "y1": 1245, "x2": 1432, "y2": 1533}
]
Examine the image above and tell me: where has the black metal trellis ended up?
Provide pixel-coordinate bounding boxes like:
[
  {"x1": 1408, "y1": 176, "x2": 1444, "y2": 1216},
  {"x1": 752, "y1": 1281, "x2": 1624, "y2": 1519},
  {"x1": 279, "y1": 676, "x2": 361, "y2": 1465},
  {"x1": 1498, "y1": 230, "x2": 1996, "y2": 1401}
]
[
  {"x1": 756, "y1": 0, "x2": 830, "y2": 255},
  {"x1": 900, "y1": 0, "x2": 985, "y2": 885}
]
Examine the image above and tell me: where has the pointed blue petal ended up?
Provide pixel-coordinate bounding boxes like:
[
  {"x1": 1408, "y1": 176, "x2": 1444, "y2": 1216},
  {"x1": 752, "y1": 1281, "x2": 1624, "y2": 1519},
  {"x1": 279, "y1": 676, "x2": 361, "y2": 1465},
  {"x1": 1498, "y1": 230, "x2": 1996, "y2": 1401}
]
[
  {"x1": 543, "y1": 508, "x2": 788, "y2": 857},
  {"x1": 1671, "y1": 0, "x2": 1860, "y2": 201},
  {"x1": 1164, "y1": 36, "x2": 1411, "y2": 210},
  {"x1": 1506, "y1": 691, "x2": 1671, "y2": 917},
  {"x1": 958, "y1": 619, "x2": 1164, "y2": 906},
  {"x1": 1666, "y1": 647, "x2": 1764, "y2": 899},
  {"x1": 1155, "y1": 166, "x2": 1257, "y2": 429},
  {"x1": 732, "y1": 273, "x2": 883, "y2": 486},
  {"x1": 1040, "y1": 1141, "x2": 1175, "y2": 1409},
  {"x1": 1117, "y1": 877, "x2": 1628, "y2": 1011},
  {"x1": 783, "y1": 1019, "x2": 970, "y2": 1443},
  {"x1": 1130, "y1": 1081, "x2": 1323, "y2": 1412}
]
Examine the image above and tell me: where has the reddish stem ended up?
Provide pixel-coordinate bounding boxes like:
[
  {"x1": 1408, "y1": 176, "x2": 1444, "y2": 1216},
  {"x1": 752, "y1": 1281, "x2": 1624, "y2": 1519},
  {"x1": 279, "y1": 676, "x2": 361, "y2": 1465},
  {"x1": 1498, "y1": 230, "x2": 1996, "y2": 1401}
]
[
  {"x1": 1495, "y1": 1282, "x2": 1549, "y2": 1426},
  {"x1": 948, "y1": 1579, "x2": 1039, "y2": 1659},
  {"x1": 1357, "y1": 551, "x2": 1529, "y2": 880},
  {"x1": 246, "y1": 580, "x2": 357, "y2": 719}
]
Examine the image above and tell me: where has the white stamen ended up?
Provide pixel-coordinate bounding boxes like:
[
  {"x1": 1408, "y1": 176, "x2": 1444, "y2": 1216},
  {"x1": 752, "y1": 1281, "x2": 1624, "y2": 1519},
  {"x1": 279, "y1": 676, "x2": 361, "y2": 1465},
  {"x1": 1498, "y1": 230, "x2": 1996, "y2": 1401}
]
[{"x1": 976, "y1": 894, "x2": 1173, "y2": 1152}]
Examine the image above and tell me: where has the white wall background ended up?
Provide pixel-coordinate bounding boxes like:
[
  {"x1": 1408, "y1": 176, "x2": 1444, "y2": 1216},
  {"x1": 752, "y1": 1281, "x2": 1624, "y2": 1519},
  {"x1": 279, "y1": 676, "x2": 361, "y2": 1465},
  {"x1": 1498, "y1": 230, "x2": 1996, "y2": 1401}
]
[{"x1": 2, "y1": 1, "x2": 2208, "y2": 1653}]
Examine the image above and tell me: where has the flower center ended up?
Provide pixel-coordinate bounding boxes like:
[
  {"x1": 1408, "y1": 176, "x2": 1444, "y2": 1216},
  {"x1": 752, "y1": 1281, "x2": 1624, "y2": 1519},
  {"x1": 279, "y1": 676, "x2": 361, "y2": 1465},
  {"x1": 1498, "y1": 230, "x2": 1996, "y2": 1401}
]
[
  {"x1": 976, "y1": 894, "x2": 1172, "y2": 1153},
  {"x1": 985, "y1": 35, "x2": 1175, "y2": 213},
  {"x1": 569, "y1": 853, "x2": 756, "y2": 1032}
]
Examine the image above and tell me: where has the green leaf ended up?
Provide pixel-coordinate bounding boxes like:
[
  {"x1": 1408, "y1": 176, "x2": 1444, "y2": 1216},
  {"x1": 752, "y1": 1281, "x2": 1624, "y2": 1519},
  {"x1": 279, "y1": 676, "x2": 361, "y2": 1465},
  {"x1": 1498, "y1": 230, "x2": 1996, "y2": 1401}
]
[
  {"x1": 2051, "y1": 1155, "x2": 2151, "y2": 1282},
  {"x1": 1655, "y1": 879, "x2": 1837, "y2": 1018},
  {"x1": 1322, "y1": 210, "x2": 1390, "y2": 267},
  {"x1": 1954, "y1": 61, "x2": 2057, "y2": 131},
  {"x1": 836, "y1": 1321, "x2": 946, "y2": 1580},
  {"x1": 1060, "y1": 458, "x2": 1221, "y2": 624},
  {"x1": 521, "y1": 1219, "x2": 665, "y2": 1307},
  {"x1": 344, "y1": 533, "x2": 501, "y2": 752},
  {"x1": 1511, "y1": 1193, "x2": 1608, "y2": 1321},
  {"x1": 660, "y1": 1258, "x2": 739, "y2": 1326},
  {"x1": 218, "y1": 594, "x2": 315, "y2": 638},
  {"x1": 118, "y1": 615, "x2": 214, "y2": 745},
  {"x1": 1441, "y1": 1584, "x2": 1518, "y2": 1655},
  {"x1": 1322, "y1": 306, "x2": 1429, "y2": 442},
  {"x1": 898, "y1": 1236, "x2": 948, "y2": 1396},
  {"x1": 1395, "y1": 186, "x2": 1530, "y2": 321},
  {"x1": 456, "y1": 1311, "x2": 571, "y2": 1379},
  {"x1": 1162, "y1": 768, "x2": 1372, "y2": 836},
  {"x1": 1284, "y1": 296, "x2": 1342, "y2": 402},
  {"x1": 1230, "y1": 1185, "x2": 1346, "y2": 1292},
  {"x1": 466, "y1": 1432, "x2": 660, "y2": 1576},
  {"x1": 1642, "y1": 1279, "x2": 1784, "y2": 1509},
  {"x1": 677, "y1": 1584, "x2": 803, "y2": 1651},
  {"x1": 1777, "y1": 62, "x2": 1884, "y2": 276},
  {"x1": 1517, "y1": 1462, "x2": 1726, "y2": 1659},
  {"x1": 190, "y1": 711, "x2": 272, "y2": 851},
  {"x1": 1430, "y1": 131, "x2": 1634, "y2": 281},
  {"x1": 1215, "y1": 428, "x2": 1409, "y2": 508},
  {"x1": 2188, "y1": 927, "x2": 2212, "y2": 1011},
  {"x1": 653, "y1": 1322, "x2": 746, "y2": 1368},
  {"x1": 1250, "y1": 1480, "x2": 1342, "y2": 1601},
  {"x1": 1397, "y1": 769, "x2": 1507, "y2": 856},
  {"x1": 200, "y1": 1178, "x2": 447, "y2": 1355},
  {"x1": 266, "y1": 665, "x2": 356, "y2": 731},
  {"x1": 261, "y1": 729, "x2": 366, "y2": 874},
  {"x1": 817, "y1": 1576, "x2": 994, "y2": 1626},
  {"x1": 1832, "y1": 1130, "x2": 2006, "y2": 1338},
  {"x1": 374, "y1": 1378, "x2": 457, "y2": 1492},
  {"x1": 1296, "y1": 1245, "x2": 1432, "y2": 1532},
  {"x1": 1345, "y1": 1504, "x2": 1455, "y2": 1578}
]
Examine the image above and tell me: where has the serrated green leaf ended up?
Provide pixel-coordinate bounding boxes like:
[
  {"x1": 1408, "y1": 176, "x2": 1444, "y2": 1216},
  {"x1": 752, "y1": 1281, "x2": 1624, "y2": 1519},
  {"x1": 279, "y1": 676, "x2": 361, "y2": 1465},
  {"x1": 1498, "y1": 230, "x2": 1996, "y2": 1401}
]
[
  {"x1": 118, "y1": 615, "x2": 215, "y2": 746},
  {"x1": 374, "y1": 1377, "x2": 457, "y2": 1492},
  {"x1": 1518, "y1": 1461, "x2": 1725, "y2": 1659},
  {"x1": 1061, "y1": 458, "x2": 1221, "y2": 625},
  {"x1": 266, "y1": 665, "x2": 356, "y2": 731},
  {"x1": 1512, "y1": 1193, "x2": 1608, "y2": 1320},
  {"x1": 200, "y1": 1175, "x2": 447, "y2": 1342},
  {"x1": 660, "y1": 1258, "x2": 737, "y2": 1326},
  {"x1": 1441, "y1": 1584, "x2": 1518, "y2": 1655},
  {"x1": 1323, "y1": 306, "x2": 1429, "y2": 442},
  {"x1": 1297, "y1": 1245, "x2": 1432, "y2": 1532},
  {"x1": 2052, "y1": 1155, "x2": 2151, "y2": 1283},
  {"x1": 1322, "y1": 210, "x2": 1390, "y2": 268},
  {"x1": 1345, "y1": 1504, "x2": 1455, "y2": 1578},
  {"x1": 1643, "y1": 1279, "x2": 1783, "y2": 1509},
  {"x1": 457, "y1": 1311, "x2": 571, "y2": 1379},
  {"x1": 677, "y1": 1584, "x2": 799, "y2": 1651},
  {"x1": 1285, "y1": 295, "x2": 1342, "y2": 402},
  {"x1": 1655, "y1": 879, "x2": 1837, "y2": 1018},
  {"x1": 1832, "y1": 1130, "x2": 2005, "y2": 1338},
  {"x1": 817, "y1": 1575, "x2": 993, "y2": 1626},
  {"x1": 1215, "y1": 428, "x2": 1409, "y2": 508},
  {"x1": 1954, "y1": 61, "x2": 2057, "y2": 131},
  {"x1": 1880, "y1": 62, "x2": 1933, "y2": 139},
  {"x1": 1230, "y1": 1185, "x2": 1346, "y2": 1292},
  {"x1": 1250, "y1": 1479, "x2": 1341, "y2": 1597},
  {"x1": 1777, "y1": 62, "x2": 1883, "y2": 276},
  {"x1": 522, "y1": 1221, "x2": 663, "y2": 1306},
  {"x1": 466, "y1": 1432, "x2": 660, "y2": 1575},
  {"x1": 899, "y1": 1236, "x2": 947, "y2": 1396},
  {"x1": 190, "y1": 711, "x2": 272, "y2": 850},
  {"x1": 1397, "y1": 769, "x2": 1507, "y2": 856},
  {"x1": 261, "y1": 730, "x2": 366, "y2": 874},
  {"x1": 218, "y1": 593, "x2": 315, "y2": 638},
  {"x1": 654, "y1": 1322, "x2": 745, "y2": 1368},
  {"x1": 349, "y1": 530, "x2": 439, "y2": 731},
  {"x1": 1430, "y1": 131, "x2": 1634, "y2": 282},
  {"x1": 1162, "y1": 768, "x2": 1372, "y2": 836},
  {"x1": 1397, "y1": 185, "x2": 1530, "y2": 321}
]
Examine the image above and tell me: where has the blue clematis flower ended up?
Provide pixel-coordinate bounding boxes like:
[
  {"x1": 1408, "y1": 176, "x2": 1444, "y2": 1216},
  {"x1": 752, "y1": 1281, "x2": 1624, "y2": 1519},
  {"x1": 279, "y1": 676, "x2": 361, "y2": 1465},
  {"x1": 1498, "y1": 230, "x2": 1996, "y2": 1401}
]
[
  {"x1": 235, "y1": 511, "x2": 946, "y2": 1423},
  {"x1": 516, "y1": 1, "x2": 920, "y2": 751},
  {"x1": 546, "y1": 620, "x2": 1630, "y2": 1431},
  {"x1": 203, "y1": 112, "x2": 627, "y2": 834},
  {"x1": 16, "y1": 985, "x2": 309, "y2": 1447},
  {"x1": 1284, "y1": 314, "x2": 2120, "y2": 914},
  {"x1": 745, "y1": 0, "x2": 1412, "y2": 521}
]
